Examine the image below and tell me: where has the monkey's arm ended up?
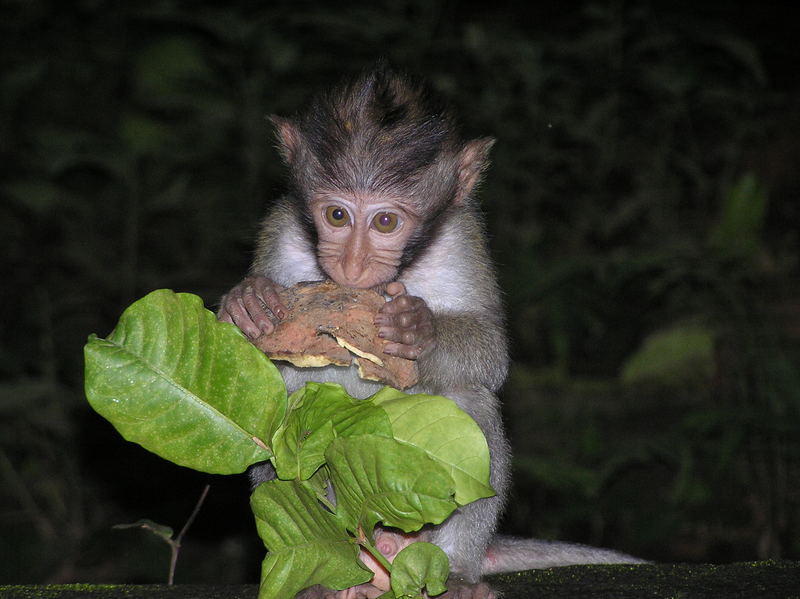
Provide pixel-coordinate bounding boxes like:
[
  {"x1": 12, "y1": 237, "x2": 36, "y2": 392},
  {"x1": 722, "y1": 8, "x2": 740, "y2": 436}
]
[
  {"x1": 419, "y1": 312, "x2": 508, "y2": 394},
  {"x1": 218, "y1": 197, "x2": 323, "y2": 336},
  {"x1": 383, "y1": 211, "x2": 509, "y2": 394},
  {"x1": 377, "y1": 290, "x2": 507, "y2": 394}
]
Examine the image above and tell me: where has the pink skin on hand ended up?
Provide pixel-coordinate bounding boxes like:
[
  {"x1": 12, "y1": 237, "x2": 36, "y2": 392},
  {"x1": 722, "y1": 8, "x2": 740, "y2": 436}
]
[
  {"x1": 219, "y1": 278, "x2": 435, "y2": 363},
  {"x1": 217, "y1": 276, "x2": 288, "y2": 339},
  {"x1": 358, "y1": 530, "x2": 408, "y2": 594},
  {"x1": 347, "y1": 529, "x2": 498, "y2": 599},
  {"x1": 375, "y1": 282, "x2": 435, "y2": 360},
  {"x1": 318, "y1": 530, "x2": 413, "y2": 599}
]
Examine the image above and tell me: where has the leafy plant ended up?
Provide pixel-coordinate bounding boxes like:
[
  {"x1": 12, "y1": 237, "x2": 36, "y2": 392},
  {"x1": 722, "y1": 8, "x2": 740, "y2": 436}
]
[{"x1": 84, "y1": 289, "x2": 494, "y2": 598}]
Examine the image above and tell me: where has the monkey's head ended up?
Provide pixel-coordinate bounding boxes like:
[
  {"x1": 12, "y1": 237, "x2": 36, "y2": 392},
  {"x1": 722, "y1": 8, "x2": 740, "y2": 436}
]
[{"x1": 273, "y1": 66, "x2": 494, "y2": 289}]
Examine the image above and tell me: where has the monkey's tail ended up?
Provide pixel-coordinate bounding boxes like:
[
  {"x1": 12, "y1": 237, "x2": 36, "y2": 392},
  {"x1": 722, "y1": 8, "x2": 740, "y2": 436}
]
[{"x1": 482, "y1": 535, "x2": 649, "y2": 575}]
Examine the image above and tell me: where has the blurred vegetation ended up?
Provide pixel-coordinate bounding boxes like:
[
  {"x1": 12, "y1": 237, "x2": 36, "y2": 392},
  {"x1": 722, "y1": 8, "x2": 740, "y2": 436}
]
[{"x1": 1, "y1": 0, "x2": 798, "y2": 584}]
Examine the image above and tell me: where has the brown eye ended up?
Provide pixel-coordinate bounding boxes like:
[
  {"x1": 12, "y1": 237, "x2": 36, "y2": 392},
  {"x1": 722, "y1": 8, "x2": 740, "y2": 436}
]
[
  {"x1": 372, "y1": 212, "x2": 399, "y2": 233},
  {"x1": 325, "y1": 206, "x2": 350, "y2": 227}
]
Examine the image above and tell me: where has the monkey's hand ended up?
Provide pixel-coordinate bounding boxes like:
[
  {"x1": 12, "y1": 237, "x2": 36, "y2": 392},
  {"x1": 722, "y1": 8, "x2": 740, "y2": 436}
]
[
  {"x1": 375, "y1": 282, "x2": 435, "y2": 360},
  {"x1": 217, "y1": 276, "x2": 288, "y2": 339},
  {"x1": 295, "y1": 530, "x2": 410, "y2": 599}
]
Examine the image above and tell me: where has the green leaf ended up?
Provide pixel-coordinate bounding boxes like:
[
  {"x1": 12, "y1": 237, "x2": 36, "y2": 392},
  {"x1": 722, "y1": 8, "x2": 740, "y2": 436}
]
[
  {"x1": 370, "y1": 388, "x2": 494, "y2": 505},
  {"x1": 112, "y1": 519, "x2": 174, "y2": 542},
  {"x1": 708, "y1": 172, "x2": 768, "y2": 261},
  {"x1": 272, "y1": 382, "x2": 392, "y2": 480},
  {"x1": 620, "y1": 321, "x2": 714, "y2": 386},
  {"x1": 84, "y1": 289, "x2": 285, "y2": 474},
  {"x1": 326, "y1": 435, "x2": 458, "y2": 535},
  {"x1": 251, "y1": 480, "x2": 372, "y2": 599},
  {"x1": 391, "y1": 542, "x2": 449, "y2": 599}
]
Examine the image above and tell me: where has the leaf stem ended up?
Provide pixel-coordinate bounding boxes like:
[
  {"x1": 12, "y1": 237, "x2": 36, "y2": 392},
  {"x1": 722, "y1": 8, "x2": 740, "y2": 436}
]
[{"x1": 359, "y1": 535, "x2": 393, "y2": 573}]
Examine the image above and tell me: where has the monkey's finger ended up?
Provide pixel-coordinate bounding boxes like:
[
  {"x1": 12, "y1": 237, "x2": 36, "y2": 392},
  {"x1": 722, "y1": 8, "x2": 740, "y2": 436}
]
[
  {"x1": 219, "y1": 288, "x2": 262, "y2": 339},
  {"x1": 217, "y1": 305, "x2": 234, "y2": 324},
  {"x1": 378, "y1": 306, "x2": 434, "y2": 343},
  {"x1": 241, "y1": 286, "x2": 277, "y2": 336},
  {"x1": 383, "y1": 340, "x2": 428, "y2": 360},
  {"x1": 385, "y1": 281, "x2": 407, "y2": 297},
  {"x1": 377, "y1": 303, "x2": 433, "y2": 334},
  {"x1": 376, "y1": 311, "x2": 410, "y2": 331},
  {"x1": 377, "y1": 317, "x2": 425, "y2": 342},
  {"x1": 251, "y1": 276, "x2": 287, "y2": 320},
  {"x1": 380, "y1": 294, "x2": 428, "y2": 329},
  {"x1": 381, "y1": 315, "x2": 434, "y2": 357},
  {"x1": 377, "y1": 324, "x2": 403, "y2": 343},
  {"x1": 377, "y1": 293, "x2": 426, "y2": 319}
]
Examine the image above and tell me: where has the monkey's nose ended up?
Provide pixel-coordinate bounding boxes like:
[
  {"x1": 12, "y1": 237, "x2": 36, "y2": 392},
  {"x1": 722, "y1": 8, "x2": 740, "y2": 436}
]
[{"x1": 341, "y1": 255, "x2": 367, "y2": 286}]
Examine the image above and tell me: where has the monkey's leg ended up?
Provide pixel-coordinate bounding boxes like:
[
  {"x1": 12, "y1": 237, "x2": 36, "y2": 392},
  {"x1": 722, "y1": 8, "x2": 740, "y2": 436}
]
[
  {"x1": 427, "y1": 387, "x2": 510, "y2": 583},
  {"x1": 293, "y1": 529, "x2": 413, "y2": 599}
]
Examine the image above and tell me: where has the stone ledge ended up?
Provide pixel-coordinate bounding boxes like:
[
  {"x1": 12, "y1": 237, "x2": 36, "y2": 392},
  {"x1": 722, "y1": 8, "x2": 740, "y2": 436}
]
[{"x1": 2, "y1": 561, "x2": 798, "y2": 599}]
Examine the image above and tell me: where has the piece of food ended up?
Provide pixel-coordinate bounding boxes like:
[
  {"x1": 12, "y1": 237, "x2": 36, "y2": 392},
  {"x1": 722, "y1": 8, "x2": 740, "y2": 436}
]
[{"x1": 253, "y1": 281, "x2": 418, "y2": 389}]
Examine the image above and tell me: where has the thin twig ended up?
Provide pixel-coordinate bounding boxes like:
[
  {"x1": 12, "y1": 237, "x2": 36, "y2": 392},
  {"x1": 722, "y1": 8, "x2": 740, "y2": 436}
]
[{"x1": 168, "y1": 484, "x2": 211, "y2": 585}]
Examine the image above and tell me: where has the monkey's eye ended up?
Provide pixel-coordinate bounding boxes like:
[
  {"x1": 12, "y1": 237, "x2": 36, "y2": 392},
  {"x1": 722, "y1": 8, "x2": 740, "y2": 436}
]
[
  {"x1": 372, "y1": 212, "x2": 399, "y2": 233},
  {"x1": 325, "y1": 206, "x2": 350, "y2": 227}
]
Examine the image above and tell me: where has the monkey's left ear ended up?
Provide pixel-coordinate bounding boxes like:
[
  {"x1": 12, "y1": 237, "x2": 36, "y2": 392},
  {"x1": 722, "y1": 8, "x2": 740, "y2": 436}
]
[
  {"x1": 454, "y1": 137, "x2": 496, "y2": 206},
  {"x1": 270, "y1": 116, "x2": 302, "y2": 165}
]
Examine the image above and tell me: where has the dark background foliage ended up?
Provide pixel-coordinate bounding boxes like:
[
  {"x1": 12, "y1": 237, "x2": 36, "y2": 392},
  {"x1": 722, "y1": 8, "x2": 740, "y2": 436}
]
[{"x1": 1, "y1": 0, "x2": 798, "y2": 584}]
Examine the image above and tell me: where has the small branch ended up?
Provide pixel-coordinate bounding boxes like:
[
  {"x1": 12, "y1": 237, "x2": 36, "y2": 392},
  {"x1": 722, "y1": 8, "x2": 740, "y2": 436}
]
[{"x1": 168, "y1": 484, "x2": 210, "y2": 585}]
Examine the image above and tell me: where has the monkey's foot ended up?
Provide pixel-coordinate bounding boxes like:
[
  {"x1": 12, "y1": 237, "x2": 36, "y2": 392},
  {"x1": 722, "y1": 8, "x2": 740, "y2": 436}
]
[
  {"x1": 437, "y1": 580, "x2": 496, "y2": 599},
  {"x1": 295, "y1": 584, "x2": 384, "y2": 599}
]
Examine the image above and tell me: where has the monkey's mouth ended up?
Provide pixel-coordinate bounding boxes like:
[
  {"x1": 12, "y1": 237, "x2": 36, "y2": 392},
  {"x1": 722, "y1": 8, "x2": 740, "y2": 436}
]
[
  {"x1": 330, "y1": 280, "x2": 388, "y2": 296},
  {"x1": 325, "y1": 267, "x2": 394, "y2": 294},
  {"x1": 370, "y1": 282, "x2": 389, "y2": 296}
]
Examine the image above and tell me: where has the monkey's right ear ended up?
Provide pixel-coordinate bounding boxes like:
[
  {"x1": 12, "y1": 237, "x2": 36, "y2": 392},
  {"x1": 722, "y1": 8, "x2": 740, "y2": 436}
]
[
  {"x1": 454, "y1": 137, "x2": 496, "y2": 205},
  {"x1": 270, "y1": 116, "x2": 302, "y2": 165}
]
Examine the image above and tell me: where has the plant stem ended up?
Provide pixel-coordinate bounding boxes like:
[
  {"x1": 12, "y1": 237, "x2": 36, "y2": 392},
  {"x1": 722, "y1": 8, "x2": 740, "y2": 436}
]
[
  {"x1": 168, "y1": 484, "x2": 210, "y2": 585},
  {"x1": 360, "y1": 537, "x2": 393, "y2": 573}
]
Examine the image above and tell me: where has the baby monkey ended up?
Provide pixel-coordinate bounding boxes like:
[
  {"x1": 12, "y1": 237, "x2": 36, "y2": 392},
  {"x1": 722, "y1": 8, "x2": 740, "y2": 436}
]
[{"x1": 219, "y1": 66, "x2": 644, "y2": 598}]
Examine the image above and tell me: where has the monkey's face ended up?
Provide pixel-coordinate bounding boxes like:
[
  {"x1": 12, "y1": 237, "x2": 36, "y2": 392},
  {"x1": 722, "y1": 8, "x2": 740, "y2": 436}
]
[{"x1": 311, "y1": 193, "x2": 418, "y2": 289}]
